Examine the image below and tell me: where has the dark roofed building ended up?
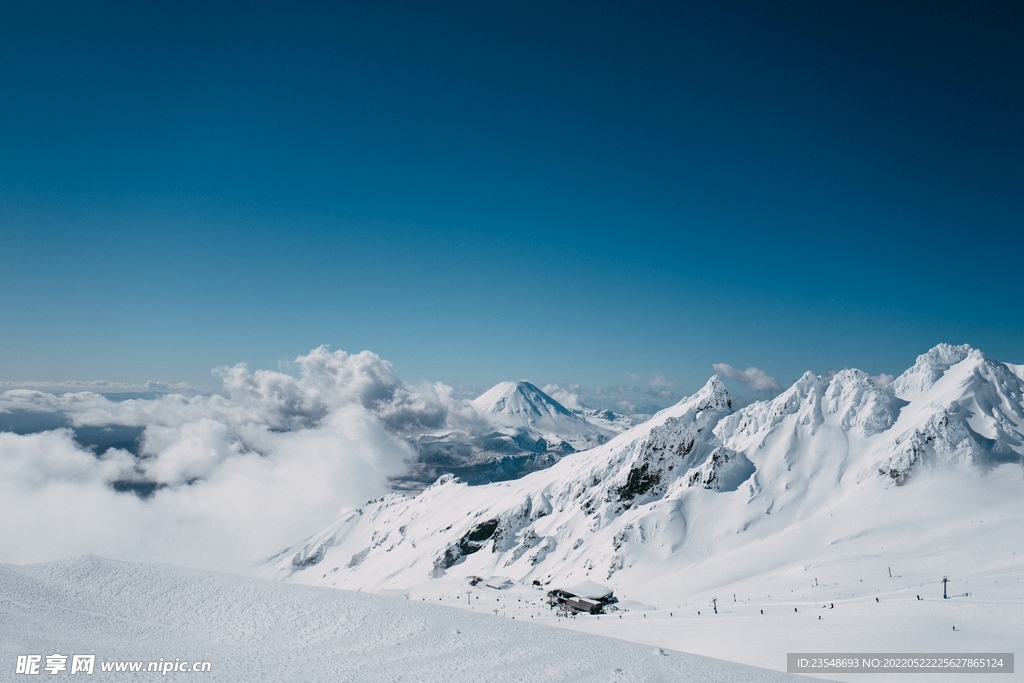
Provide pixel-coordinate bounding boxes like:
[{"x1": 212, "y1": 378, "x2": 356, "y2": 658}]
[
  {"x1": 547, "y1": 580, "x2": 614, "y2": 614},
  {"x1": 565, "y1": 597, "x2": 602, "y2": 614}
]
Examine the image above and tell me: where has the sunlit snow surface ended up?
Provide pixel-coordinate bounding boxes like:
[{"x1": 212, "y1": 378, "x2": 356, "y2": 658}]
[
  {"x1": 5, "y1": 345, "x2": 1024, "y2": 681},
  {"x1": 265, "y1": 345, "x2": 1024, "y2": 681},
  {"x1": 0, "y1": 556, "x2": 805, "y2": 682}
]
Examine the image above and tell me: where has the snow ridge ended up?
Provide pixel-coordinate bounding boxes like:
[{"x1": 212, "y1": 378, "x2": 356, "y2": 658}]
[{"x1": 263, "y1": 345, "x2": 1024, "y2": 612}]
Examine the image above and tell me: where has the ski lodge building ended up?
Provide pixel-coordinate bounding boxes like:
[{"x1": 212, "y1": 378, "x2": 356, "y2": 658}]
[{"x1": 547, "y1": 580, "x2": 614, "y2": 614}]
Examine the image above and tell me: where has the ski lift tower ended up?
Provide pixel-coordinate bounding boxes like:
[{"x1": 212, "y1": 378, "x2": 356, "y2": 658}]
[{"x1": 942, "y1": 576, "x2": 949, "y2": 599}]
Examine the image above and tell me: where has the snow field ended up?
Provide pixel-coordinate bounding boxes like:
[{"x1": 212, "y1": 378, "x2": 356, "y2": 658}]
[
  {"x1": 404, "y1": 561, "x2": 1022, "y2": 683},
  {"x1": 393, "y1": 463, "x2": 1024, "y2": 682},
  {"x1": 0, "y1": 555, "x2": 812, "y2": 683}
]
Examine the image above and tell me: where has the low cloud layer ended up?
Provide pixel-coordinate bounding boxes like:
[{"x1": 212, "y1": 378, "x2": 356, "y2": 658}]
[
  {"x1": 543, "y1": 381, "x2": 680, "y2": 416},
  {"x1": 541, "y1": 383, "x2": 584, "y2": 411},
  {"x1": 0, "y1": 379, "x2": 198, "y2": 394},
  {"x1": 712, "y1": 363, "x2": 782, "y2": 392},
  {"x1": 1, "y1": 348, "x2": 715, "y2": 573},
  {"x1": 0, "y1": 348, "x2": 484, "y2": 573}
]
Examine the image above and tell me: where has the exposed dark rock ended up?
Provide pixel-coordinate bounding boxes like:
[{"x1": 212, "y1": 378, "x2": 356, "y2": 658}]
[
  {"x1": 433, "y1": 518, "x2": 500, "y2": 575},
  {"x1": 614, "y1": 462, "x2": 662, "y2": 502},
  {"x1": 291, "y1": 543, "x2": 326, "y2": 568}
]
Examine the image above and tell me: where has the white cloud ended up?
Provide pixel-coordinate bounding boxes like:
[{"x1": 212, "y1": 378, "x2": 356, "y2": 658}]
[
  {"x1": 0, "y1": 347, "x2": 463, "y2": 573},
  {"x1": 542, "y1": 383, "x2": 584, "y2": 411},
  {"x1": 712, "y1": 363, "x2": 782, "y2": 392},
  {"x1": 0, "y1": 405, "x2": 410, "y2": 572},
  {"x1": 871, "y1": 373, "x2": 895, "y2": 387},
  {"x1": 535, "y1": 382, "x2": 676, "y2": 416},
  {"x1": 649, "y1": 373, "x2": 672, "y2": 387}
]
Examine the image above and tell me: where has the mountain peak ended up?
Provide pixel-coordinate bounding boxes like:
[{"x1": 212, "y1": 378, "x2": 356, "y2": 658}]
[
  {"x1": 892, "y1": 343, "x2": 977, "y2": 400},
  {"x1": 679, "y1": 375, "x2": 733, "y2": 416},
  {"x1": 469, "y1": 380, "x2": 615, "y2": 448},
  {"x1": 472, "y1": 381, "x2": 574, "y2": 420}
]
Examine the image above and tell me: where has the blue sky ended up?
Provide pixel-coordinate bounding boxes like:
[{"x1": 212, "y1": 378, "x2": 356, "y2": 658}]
[{"x1": 1, "y1": 1, "x2": 1021, "y2": 398}]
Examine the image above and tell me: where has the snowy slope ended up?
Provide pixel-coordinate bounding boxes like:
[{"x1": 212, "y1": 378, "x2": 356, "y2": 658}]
[
  {"x1": 262, "y1": 344, "x2": 1024, "y2": 679},
  {"x1": 0, "y1": 555, "x2": 806, "y2": 683},
  {"x1": 264, "y1": 345, "x2": 1024, "y2": 593}
]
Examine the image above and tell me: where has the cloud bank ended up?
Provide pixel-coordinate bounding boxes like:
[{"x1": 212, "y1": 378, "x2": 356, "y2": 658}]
[
  {"x1": 0, "y1": 347, "x2": 704, "y2": 572},
  {"x1": 712, "y1": 363, "x2": 782, "y2": 392},
  {"x1": 0, "y1": 347, "x2": 481, "y2": 573}
]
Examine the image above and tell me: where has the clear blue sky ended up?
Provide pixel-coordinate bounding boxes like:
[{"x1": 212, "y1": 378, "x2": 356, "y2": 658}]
[{"x1": 1, "y1": 1, "x2": 1021, "y2": 393}]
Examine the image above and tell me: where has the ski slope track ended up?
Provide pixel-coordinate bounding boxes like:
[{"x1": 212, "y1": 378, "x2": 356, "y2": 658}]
[
  {"x1": 0, "y1": 555, "x2": 807, "y2": 682},
  {"x1": 265, "y1": 344, "x2": 1024, "y2": 681}
]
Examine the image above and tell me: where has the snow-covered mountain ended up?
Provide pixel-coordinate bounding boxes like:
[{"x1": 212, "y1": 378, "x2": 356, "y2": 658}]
[
  {"x1": 395, "y1": 381, "x2": 620, "y2": 487},
  {"x1": 263, "y1": 344, "x2": 1024, "y2": 618},
  {"x1": 473, "y1": 380, "x2": 615, "y2": 449}
]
